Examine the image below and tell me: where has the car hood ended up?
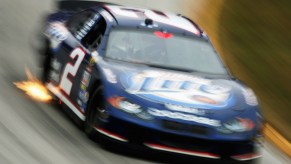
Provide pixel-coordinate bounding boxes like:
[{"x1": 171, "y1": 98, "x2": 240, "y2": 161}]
[{"x1": 99, "y1": 60, "x2": 258, "y2": 111}]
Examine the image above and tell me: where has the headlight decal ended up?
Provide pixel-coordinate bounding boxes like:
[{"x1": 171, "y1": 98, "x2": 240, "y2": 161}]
[
  {"x1": 107, "y1": 96, "x2": 153, "y2": 120},
  {"x1": 242, "y1": 88, "x2": 258, "y2": 106},
  {"x1": 217, "y1": 117, "x2": 255, "y2": 133},
  {"x1": 108, "y1": 96, "x2": 141, "y2": 114}
]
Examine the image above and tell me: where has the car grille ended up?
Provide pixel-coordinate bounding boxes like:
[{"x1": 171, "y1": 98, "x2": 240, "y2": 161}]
[{"x1": 162, "y1": 120, "x2": 208, "y2": 135}]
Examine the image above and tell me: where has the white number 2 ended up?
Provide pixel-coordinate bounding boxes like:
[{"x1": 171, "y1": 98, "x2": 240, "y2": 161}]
[{"x1": 59, "y1": 48, "x2": 85, "y2": 95}]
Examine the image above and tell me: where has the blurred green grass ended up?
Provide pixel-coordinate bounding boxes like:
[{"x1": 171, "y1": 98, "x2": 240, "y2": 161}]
[{"x1": 191, "y1": 0, "x2": 291, "y2": 139}]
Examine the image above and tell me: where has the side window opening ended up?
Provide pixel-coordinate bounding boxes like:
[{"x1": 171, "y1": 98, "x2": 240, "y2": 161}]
[
  {"x1": 66, "y1": 10, "x2": 93, "y2": 35},
  {"x1": 81, "y1": 17, "x2": 106, "y2": 51},
  {"x1": 66, "y1": 9, "x2": 107, "y2": 51}
]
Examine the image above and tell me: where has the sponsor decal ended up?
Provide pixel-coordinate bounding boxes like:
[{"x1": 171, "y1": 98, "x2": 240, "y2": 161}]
[
  {"x1": 76, "y1": 13, "x2": 100, "y2": 40},
  {"x1": 78, "y1": 69, "x2": 91, "y2": 106},
  {"x1": 88, "y1": 51, "x2": 100, "y2": 67},
  {"x1": 89, "y1": 51, "x2": 100, "y2": 66},
  {"x1": 48, "y1": 58, "x2": 61, "y2": 83},
  {"x1": 78, "y1": 90, "x2": 89, "y2": 103},
  {"x1": 81, "y1": 70, "x2": 91, "y2": 87},
  {"x1": 77, "y1": 96, "x2": 87, "y2": 112},
  {"x1": 125, "y1": 71, "x2": 210, "y2": 93},
  {"x1": 123, "y1": 71, "x2": 231, "y2": 107},
  {"x1": 46, "y1": 22, "x2": 69, "y2": 41},
  {"x1": 50, "y1": 58, "x2": 61, "y2": 71},
  {"x1": 77, "y1": 99, "x2": 82, "y2": 106},
  {"x1": 80, "y1": 83, "x2": 87, "y2": 91},
  {"x1": 80, "y1": 104, "x2": 87, "y2": 112},
  {"x1": 89, "y1": 58, "x2": 96, "y2": 66},
  {"x1": 164, "y1": 104, "x2": 205, "y2": 115},
  {"x1": 148, "y1": 108, "x2": 220, "y2": 126},
  {"x1": 48, "y1": 71, "x2": 60, "y2": 83}
]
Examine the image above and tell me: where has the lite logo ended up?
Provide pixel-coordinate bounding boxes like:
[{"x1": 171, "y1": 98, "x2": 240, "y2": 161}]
[
  {"x1": 124, "y1": 71, "x2": 231, "y2": 106},
  {"x1": 126, "y1": 71, "x2": 210, "y2": 93}
]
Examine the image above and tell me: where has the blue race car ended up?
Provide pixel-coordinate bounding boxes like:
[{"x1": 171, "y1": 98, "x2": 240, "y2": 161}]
[{"x1": 39, "y1": 0, "x2": 263, "y2": 162}]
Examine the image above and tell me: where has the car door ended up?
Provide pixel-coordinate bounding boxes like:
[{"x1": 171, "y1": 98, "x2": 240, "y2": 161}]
[
  {"x1": 66, "y1": 9, "x2": 107, "y2": 114},
  {"x1": 51, "y1": 9, "x2": 107, "y2": 117}
]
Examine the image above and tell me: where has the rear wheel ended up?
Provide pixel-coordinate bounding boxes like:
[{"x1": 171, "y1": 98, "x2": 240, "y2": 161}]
[
  {"x1": 40, "y1": 39, "x2": 52, "y2": 83},
  {"x1": 39, "y1": 40, "x2": 60, "y2": 103},
  {"x1": 84, "y1": 85, "x2": 108, "y2": 140}
]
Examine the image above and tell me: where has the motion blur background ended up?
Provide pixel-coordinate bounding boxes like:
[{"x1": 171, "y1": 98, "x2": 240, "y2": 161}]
[
  {"x1": 0, "y1": 0, "x2": 290, "y2": 163},
  {"x1": 194, "y1": 0, "x2": 291, "y2": 142}
]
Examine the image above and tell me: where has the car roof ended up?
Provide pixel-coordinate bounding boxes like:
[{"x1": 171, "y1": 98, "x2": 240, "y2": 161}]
[
  {"x1": 100, "y1": 4, "x2": 202, "y2": 37},
  {"x1": 58, "y1": 1, "x2": 203, "y2": 36}
]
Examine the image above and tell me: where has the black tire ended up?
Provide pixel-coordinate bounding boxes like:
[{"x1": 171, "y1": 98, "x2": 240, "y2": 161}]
[
  {"x1": 84, "y1": 85, "x2": 108, "y2": 140},
  {"x1": 41, "y1": 40, "x2": 52, "y2": 83}
]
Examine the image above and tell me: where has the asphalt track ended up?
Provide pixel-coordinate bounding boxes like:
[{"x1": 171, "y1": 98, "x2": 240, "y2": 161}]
[{"x1": 0, "y1": 0, "x2": 289, "y2": 163}]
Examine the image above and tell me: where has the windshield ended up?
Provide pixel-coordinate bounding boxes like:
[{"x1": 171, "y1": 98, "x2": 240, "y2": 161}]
[{"x1": 105, "y1": 28, "x2": 228, "y2": 75}]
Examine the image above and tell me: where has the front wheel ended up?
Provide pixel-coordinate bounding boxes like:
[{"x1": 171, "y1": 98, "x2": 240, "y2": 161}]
[{"x1": 84, "y1": 86, "x2": 108, "y2": 140}]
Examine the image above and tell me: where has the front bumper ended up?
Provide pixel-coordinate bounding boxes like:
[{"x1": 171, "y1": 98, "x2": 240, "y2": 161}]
[{"x1": 95, "y1": 116, "x2": 262, "y2": 161}]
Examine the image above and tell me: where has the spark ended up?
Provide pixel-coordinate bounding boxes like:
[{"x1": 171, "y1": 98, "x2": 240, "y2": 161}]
[{"x1": 14, "y1": 67, "x2": 52, "y2": 102}]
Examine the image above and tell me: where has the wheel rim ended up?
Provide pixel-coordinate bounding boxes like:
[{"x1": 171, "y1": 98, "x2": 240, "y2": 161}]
[
  {"x1": 86, "y1": 87, "x2": 108, "y2": 131},
  {"x1": 96, "y1": 105, "x2": 108, "y2": 122}
]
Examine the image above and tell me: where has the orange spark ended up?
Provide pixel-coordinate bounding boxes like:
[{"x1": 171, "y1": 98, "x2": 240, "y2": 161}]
[{"x1": 14, "y1": 67, "x2": 52, "y2": 102}]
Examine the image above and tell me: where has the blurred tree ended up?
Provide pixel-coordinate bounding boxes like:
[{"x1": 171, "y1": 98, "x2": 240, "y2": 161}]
[{"x1": 200, "y1": 0, "x2": 291, "y2": 139}]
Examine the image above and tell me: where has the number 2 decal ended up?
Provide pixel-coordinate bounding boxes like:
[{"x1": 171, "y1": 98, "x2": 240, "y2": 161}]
[{"x1": 59, "y1": 48, "x2": 85, "y2": 95}]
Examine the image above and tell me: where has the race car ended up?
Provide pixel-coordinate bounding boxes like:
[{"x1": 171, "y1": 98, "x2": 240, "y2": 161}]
[{"x1": 39, "y1": 0, "x2": 263, "y2": 162}]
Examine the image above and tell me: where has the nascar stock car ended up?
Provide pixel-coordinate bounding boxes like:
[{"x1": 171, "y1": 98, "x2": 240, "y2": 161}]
[{"x1": 38, "y1": 0, "x2": 263, "y2": 162}]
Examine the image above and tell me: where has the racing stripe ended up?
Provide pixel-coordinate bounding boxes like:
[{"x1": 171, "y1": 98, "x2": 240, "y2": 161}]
[{"x1": 144, "y1": 143, "x2": 220, "y2": 159}]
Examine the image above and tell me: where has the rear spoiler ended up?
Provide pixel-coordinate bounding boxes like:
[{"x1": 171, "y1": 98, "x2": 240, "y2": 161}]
[{"x1": 57, "y1": 0, "x2": 118, "y2": 11}]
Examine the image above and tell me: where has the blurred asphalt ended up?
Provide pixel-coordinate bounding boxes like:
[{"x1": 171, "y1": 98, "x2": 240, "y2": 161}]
[{"x1": 0, "y1": 0, "x2": 289, "y2": 163}]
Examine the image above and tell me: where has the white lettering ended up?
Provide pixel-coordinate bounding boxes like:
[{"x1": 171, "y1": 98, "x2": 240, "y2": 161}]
[
  {"x1": 59, "y1": 48, "x2": 86, "y2": 95},
  {"x1": 165, "y1": 104, "x2": 205, "y2": 115},
  {"x1": 126, "y1": 71, "x2": 211, "y2": 93},
  {"x1": 148, "y1": 108, "x2": 220, "y2": 126}
]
